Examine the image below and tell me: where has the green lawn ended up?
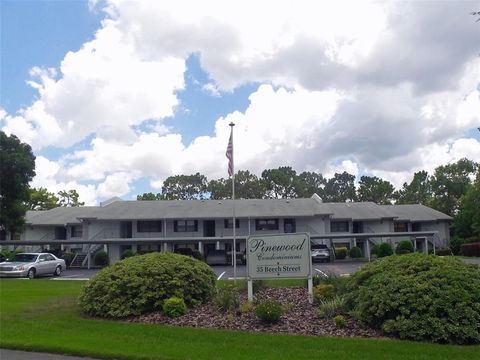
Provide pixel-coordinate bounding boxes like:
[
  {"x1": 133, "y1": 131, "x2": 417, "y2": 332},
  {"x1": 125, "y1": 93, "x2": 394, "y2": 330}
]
[{"x1": 0, "y1": 279, "x2": 478, "y2": 360}]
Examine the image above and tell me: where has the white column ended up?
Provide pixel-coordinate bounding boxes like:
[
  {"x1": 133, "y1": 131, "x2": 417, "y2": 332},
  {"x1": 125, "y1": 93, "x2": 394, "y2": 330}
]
[
  {"x1": 366, "y1": 240, "x2": 371, "y2": 262},
  {"x1": 198, "y1": 241, "x2": 203, "y2": 254},
  {"x1": 424, "y1": 238, "x2": 428, "y2": 254}
]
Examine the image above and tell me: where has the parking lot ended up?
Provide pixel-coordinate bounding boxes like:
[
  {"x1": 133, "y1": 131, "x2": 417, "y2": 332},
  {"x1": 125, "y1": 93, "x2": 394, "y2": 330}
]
[{"x1": 53, "y1": 260, "x2": 368, "y2": 281}]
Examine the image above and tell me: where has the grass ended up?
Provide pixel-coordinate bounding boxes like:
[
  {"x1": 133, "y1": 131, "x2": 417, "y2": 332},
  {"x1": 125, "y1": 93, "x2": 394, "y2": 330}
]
[{"x1": 1, "y1": 279, "x2": 478, "y2": 360}]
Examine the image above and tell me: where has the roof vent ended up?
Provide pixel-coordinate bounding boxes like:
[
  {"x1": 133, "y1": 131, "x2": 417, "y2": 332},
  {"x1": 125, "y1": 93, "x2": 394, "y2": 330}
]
[{"x1": 100, "y1": 196, "x2": 123, "y2": 207}]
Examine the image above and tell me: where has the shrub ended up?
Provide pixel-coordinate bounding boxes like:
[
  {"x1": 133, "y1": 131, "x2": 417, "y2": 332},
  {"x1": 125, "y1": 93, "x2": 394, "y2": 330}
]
[
  {"x1": 316, "y1": 295, "x2": 346, "y2": 319},
  {"x1": 313, "y1": 284, "x2": 335, "y2": 303},
  {"x1": 216, "y1": 284, "x2": 240, "y2": 312},
  {"x1": 192, "y1": 249, "x2": 203, "y2": 261},
  {"x1": 121, "y1": 249, "x2": 136, "y2": 259},
  {"x1": 334, "y1": 315, "x2": 347, "y2": 329},
  {"x1": 395, "y1": 240, "x2": 414, "y2": 255},
  {"x1": 79, "y1": 252, "x2": 216, "y2": 318},
  {"x1": 346, "y1": 253, "x2": 480, "y2": 344},
  {"x1": 349, "y1": 246, "x2": 362, "y2": 258},
  {"x1": 370, "y1": 244, "x2": 380, "y2": 256},
  {"x1": 377, "y1": 242, "x2": 393, "y2": 258},
  {"x1": 162, "y1": 297, "x2": 187, "y2": 318},
  {"x1": 94, "y1": 250, "x2": 109, "y2": 266},
  {"x1": 61, "y1": 252, "x2": 75, "y2": 267},
  {"x1": 239, "y1": 301, "x2": 254, "y2": 313},
  {"x1": 436, "y1": 248, "x2": 453, "y2": 256},
  {"x1": 460, "y1": 242, "x2": 480, "y2": 257},
  {"x1": 255, "y1": 299, "x2": 283, "y2": 324},
  {"x1": 312, "y1": 274, "x2": 322, "y2": 286},
  {"x1": 252, "y1": 279, "x2": 267, "y2": 292},
  {"x1": 335, "y1": 247, "x2": 348, "y2": 260}
]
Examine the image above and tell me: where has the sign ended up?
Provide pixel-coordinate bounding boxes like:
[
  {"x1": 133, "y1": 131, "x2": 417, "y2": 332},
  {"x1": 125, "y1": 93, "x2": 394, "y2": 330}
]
[{"x1": 246, "y1": 233, "x2": 311, "y2": 279}]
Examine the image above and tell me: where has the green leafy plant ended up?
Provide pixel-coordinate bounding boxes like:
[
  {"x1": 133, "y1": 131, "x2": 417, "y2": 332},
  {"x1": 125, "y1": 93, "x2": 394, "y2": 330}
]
[
  {"x1": 334, "y1": 315, "x2": 347, "y2": 329},
  {"x1": 162, "y1": 297, "x2": 187, "y2": 318},
  {"x1": 255, "y1": 299, "x2": 283, "y2": 324},
  {"x1": 61, "y1": 252, "x2": 75, "y2": 267},
  {"x1": 349, "y1": 246, "x2": 362, "y2": 258},
  {"x1": 316, "y1": 295, "x2": 346, "y2": 319},
  {"x1": 121, "y1": 249, "x2": 136, "y2": 259},
  {"x1": 93, "y1": 250, "x2": 109, "y2": 266},
  {"x1": 79, "y1": 252, "x2": 216, "y2": 318},
  {"x1": 313, "y1": 284, "x2": 335, "y2": 303},
  {"x1": 335, "y1": 247, "x2": 348, "y2": 260},
  {"x1": 395, "y1": 240, "x2": 414, "y2": 255},
  {"x1": 346, "y1": 253, "x2": 480, "y2": 344},
  {"x1": 239, "y1": 301, "x2": 254, "y2": 313},
  {"x1": 216, "y1": 284, "x2": 240, "y2": 312},
  {"x1": 191, "y1": 249, "x2": 203, "y2": 261},
  {"x1": 377, "y1": 243, "x2": 393, "y2": 258}
]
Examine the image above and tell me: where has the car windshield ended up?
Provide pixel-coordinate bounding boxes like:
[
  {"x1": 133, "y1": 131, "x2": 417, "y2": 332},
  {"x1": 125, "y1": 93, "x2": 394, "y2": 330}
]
[{"x1": 11, "y1": 254, "x2": 38, "y2": 262}]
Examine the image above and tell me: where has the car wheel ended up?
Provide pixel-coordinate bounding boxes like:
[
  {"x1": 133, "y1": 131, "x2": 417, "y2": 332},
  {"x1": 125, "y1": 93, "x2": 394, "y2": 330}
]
[
  {"x1": 27, "y1": 268, "x2": 36, "y2": 279},
  {"x1": 54, "y1": 266, "x2": 62, "y2": 277}
]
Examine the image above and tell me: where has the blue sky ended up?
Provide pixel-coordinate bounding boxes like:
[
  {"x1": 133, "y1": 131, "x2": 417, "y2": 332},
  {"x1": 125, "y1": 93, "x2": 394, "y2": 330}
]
[{"x1": 1, "y1": 0, "x2": 479, "y2": 204}]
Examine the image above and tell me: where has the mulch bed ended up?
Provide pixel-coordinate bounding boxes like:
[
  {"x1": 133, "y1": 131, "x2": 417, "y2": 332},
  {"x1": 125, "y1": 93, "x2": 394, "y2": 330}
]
[{"x1": 130, "y1": 287, "x2": 384, "y2": 338}]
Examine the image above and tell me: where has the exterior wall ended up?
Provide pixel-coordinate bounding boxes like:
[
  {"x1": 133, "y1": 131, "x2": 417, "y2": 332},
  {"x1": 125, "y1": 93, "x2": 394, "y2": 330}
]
[{"x1": 23, "y1": 226, "x2": 55, "y2": 241}]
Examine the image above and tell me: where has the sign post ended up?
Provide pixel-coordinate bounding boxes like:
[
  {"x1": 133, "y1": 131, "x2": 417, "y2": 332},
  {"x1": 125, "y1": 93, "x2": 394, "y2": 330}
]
[{"x1": 246, "y1": 233, "x2": 313, "y2": 303}]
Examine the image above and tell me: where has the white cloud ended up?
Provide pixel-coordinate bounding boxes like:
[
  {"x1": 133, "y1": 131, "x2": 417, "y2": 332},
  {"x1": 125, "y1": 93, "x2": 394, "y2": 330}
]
[{"x1": 2, "y1": 0, "x2": 478, "y2": 204}]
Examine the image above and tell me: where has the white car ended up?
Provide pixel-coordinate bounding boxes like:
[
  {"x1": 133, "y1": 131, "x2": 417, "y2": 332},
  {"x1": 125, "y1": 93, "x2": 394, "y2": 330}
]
[{"x1": 0, "y1": 253, "x2": 66, "y2": 279}]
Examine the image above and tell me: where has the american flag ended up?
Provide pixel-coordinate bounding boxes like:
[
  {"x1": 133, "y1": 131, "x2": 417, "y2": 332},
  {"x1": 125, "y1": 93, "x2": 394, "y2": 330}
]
[{"x1": 226, "y1": 128, "x2": 234, "y2": 177}]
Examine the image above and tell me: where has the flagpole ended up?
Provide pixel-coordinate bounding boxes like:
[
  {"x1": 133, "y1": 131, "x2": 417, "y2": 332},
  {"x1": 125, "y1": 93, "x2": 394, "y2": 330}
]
[{"x1": 229, "y1": 122, "x2": 237, "y2": 283}]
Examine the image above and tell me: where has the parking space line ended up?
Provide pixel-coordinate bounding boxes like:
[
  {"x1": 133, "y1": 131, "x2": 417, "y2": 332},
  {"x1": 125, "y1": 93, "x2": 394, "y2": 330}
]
[
  {"x1": 314, "y1": 268, "x2": 329, "y2": 277},
  {"x1": 227, "y1": 277, "x2": 246, "y2": 280},
  {"x1": 51, "y1": 278, "x2": 89, "y2": 281},
  {"x1": 217, "y1": 271, "x2": 226, "y2": 280}
]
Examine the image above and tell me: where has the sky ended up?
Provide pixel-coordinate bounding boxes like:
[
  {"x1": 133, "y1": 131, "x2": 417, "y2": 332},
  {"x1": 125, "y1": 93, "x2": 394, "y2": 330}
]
[{"x1": 1, "y1": 0, "x2": 479, "y2": 205}]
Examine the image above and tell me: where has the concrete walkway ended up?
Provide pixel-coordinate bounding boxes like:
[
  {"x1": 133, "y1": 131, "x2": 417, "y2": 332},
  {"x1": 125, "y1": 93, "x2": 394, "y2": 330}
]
[{"x1": 0, "y1": 349, "x2": 101, "y2": 360}]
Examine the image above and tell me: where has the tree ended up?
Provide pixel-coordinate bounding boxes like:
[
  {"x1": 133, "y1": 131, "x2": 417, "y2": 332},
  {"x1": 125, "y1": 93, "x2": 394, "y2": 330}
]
[
  {"x1": 0, "y1": 131, "x2": 36, "y2": 238},
  {"x1": 322, "y1": 172, "x2": 356, "y2": 202},
  {"x1": 208, "y1": 170, "x2": 266, "y2": 200},
  {"x1": 58, "y1": 189, "x2": 85, "y2": 207},
  {"x1": 395, "y1": 170, "x2": 432, "y2": 205},
  {"x1": 429, "y1": 158, "x2": 477, "y2": 216},
  {"x1": 357, "y1": 176, "x2": 395, "y2": 204},
  {"x1": 207, "y1": 178, "x2": 230, "y2": 200},
  {"x1": 137, "y1": 192, "x2": 165, "y2": 201},
  {"x1": 161, "y1": 173, "x2": 208, "y2": 200},
  {"x1": 453, "y1": 170, "x2": 480, "y2": 239},
  {"x1": 296, "y1": 171, "x2": 325, "y2": 198},
  {"x1": 27, "y1": 187, "x2": 59, "y2": 210},
  {"x1": 261, "y1": 167, "x2": 300, "y2": 199}
]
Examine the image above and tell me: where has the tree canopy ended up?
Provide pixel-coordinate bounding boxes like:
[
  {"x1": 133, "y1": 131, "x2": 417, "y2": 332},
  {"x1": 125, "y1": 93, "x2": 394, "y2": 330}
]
[{"x1": 0, "y1": 131, "x2": 36, "y2": 237}]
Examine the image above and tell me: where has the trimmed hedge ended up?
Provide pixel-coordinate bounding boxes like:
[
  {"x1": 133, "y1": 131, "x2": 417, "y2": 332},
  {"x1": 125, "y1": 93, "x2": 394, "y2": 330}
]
[
  {"x1": 79, "y1": 252, "x2": 216, "y2": 318},
  {"x1": 346, "y1": 253, "x2": 480, "y2": 344},
  {"x1": 395, "y1": 240, "x2": 414, "y2": 255},
  {"x1": 335, "y1": 247, "x2": 348, "y2": 260},
  {"x1": 349, "y1": 246, "x2": 362, "y2": 258},
  {"x1": 377, "y1": 242, "x2": 393, "y2": 257},
  {"x1": 94, "y1": 250, "x2": 109, "y2": 266}
]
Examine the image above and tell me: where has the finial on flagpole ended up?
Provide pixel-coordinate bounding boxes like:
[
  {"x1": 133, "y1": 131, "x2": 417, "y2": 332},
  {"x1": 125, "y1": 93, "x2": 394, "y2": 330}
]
[{"x1": 229, "y1": 122, "x2": 235, "y2": 127}]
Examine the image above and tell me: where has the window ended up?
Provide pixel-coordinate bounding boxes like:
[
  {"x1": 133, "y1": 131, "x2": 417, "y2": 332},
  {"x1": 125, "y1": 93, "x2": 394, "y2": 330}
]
[
  {"x1": 255, "y1": 219, "x2": 279, "y2": 231},
  {"x1": 224, "y1": 219, "x2": 239, "y2": 228},
  {"x1": 412, "y1": 223, "x2": 421, "y2": 232},
  {"x1": 284, "y1": 219, "x2": 296, "y2": 233},
  {"x1": 71, "y1": 225, "x2": 83, "y2": 238},
  {"x1": 174, "y1": 220, "x2": 198, "y2": 232},
  {"x1": 55, "y1": 227, "x2": 67, "y2": 240},
  {"x1": 394, "y1": 222, "x2": 408, "y2": 232},
  {"x1": 331, "y1": 221, "x2": 349, "y2": 233},
  {"x1": 137, "y1": 220, "x2": 162, "y2": 233}
]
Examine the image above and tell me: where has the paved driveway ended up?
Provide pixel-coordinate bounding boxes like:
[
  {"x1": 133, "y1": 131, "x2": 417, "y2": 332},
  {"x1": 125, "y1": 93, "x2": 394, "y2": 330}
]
[{"x1": 52, "y1": 257, "x2": 478, "y2": 281}]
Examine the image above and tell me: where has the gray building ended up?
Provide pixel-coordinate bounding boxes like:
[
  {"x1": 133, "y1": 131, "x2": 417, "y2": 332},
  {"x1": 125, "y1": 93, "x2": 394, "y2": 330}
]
[{"x1": 6, "y1": 195, "x2": 451, "y2": 264}]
